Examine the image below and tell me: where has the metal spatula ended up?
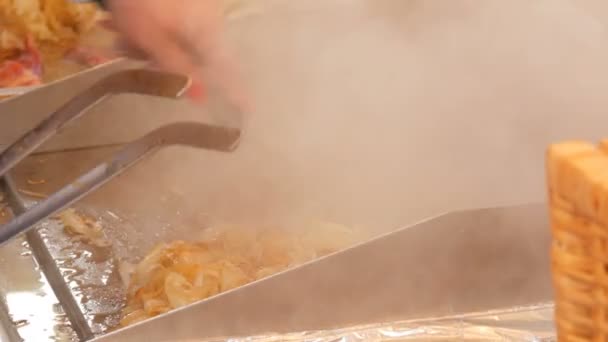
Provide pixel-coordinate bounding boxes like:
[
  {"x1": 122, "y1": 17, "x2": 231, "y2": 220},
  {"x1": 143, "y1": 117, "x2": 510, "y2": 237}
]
[
  {"x1": 0, "y1": 59, "x2": 143, "y2": 152},
  {"x1": 0, "y1": 59, "x2": 242, "y2": 154},
  {"x1": 0, "y1": 68, "x2": 241, "y2": 246}
]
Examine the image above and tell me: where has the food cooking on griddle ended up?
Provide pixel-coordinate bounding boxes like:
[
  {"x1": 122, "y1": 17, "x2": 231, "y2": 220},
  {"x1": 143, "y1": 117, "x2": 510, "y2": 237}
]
[
  {"x1": 119, "y1": 224, "x2": 361, "y2": 326},
  {"x1": 57, "y1": 207, "x2": 362, "y2": 328},
  {"x1": 59, "y1": 208, "x2": 111, "y2": 247}
]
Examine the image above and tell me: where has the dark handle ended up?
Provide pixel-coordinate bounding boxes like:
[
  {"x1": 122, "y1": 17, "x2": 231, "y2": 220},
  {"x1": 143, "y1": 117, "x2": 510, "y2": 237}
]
[
  {"x1": 73, "y1": 0, "x2": 106, "y2": 9},
  {"x1": 93, "y1": 0, "x2": 106, "y2": 9}
]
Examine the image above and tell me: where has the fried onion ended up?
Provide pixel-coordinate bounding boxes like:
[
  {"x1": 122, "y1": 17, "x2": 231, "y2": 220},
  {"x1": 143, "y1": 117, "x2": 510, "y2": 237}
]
[{"x1": 119, "y1": 223, "x2": 362, "y2": 326}]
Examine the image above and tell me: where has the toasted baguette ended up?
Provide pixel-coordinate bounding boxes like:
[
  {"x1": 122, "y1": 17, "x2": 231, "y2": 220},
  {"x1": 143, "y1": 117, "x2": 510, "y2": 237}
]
[
  {"x1": 547, "y1": 140, "x2": 608, "y2": 341},
  {"x1": 547, "y1": 140, "x2": 608, "y2": 225}
]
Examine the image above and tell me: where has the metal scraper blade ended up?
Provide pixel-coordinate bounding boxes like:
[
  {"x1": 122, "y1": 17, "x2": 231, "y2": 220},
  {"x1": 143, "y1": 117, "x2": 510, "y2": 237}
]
[
  {"x1": 0, "y1": 60, "x2": 242, "y2": 154},
  {"x1": 93, "y1": 203, "x2": 552, "y2": 342},
  {"x1": 0, "y1": 60, "x2": 138, "y2": 152},
  {"x1": 0, "y1": 68, "x2": 191, "y2": 178},
  {"x1": 0, "y1": 121, "x2": 241, "y2": 246}
]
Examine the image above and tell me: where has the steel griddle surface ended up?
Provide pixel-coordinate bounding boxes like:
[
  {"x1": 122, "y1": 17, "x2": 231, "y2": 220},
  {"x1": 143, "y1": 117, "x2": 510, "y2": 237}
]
[{"x1": 5, "y1": 0, "x2": 608, "y2": 340}]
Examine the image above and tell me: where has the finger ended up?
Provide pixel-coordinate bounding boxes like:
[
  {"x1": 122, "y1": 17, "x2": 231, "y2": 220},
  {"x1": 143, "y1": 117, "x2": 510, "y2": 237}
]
[
  {"x1": 127, "y1": 21, "x2": 202, "y2": 76},
  {"x1": 185, "y1": 79, "x2": 207, "y2": 103},
  {"x1": 98, "y1": 18, "x2": 117, "y2": 31},
  {"x1": 141, "y1": 36, "x2": 213, "y2": 104},
  {"x1": 106, "y1": 2, "x2": 199, "y2": 76},
  {"x1": 112, "y1": 38, "x2": 148, "y2": 60},
  {"x1": 202, "y1": 48, "x2": 253, "y2": 113},
  {"x1": 142, "y1": 50, "x2": 205, "y2": 102}
]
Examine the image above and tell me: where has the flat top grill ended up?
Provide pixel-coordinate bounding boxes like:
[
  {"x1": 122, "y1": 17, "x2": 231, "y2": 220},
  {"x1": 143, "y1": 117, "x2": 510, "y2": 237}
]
[
  {"x1": 0, "y1": 65, "x2": 554, "y2": 341},
  {"x1": 0, "y1": 66, "x2": 242, "y2": 341},
  {"x1": 3, "y1": 0, "x2": 608, "y2": 340}
]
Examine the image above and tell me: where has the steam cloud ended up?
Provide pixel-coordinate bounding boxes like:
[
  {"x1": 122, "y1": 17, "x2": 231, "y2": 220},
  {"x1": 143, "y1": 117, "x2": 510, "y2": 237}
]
[{"x1": 101, "y1": 0, "x2": 608, "y2": 236}]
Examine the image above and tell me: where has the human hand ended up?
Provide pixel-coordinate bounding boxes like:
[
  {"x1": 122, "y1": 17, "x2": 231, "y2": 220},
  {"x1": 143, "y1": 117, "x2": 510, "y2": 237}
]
[{"x1": 105, "y1": 0, "x2": 248, "y2": 109}]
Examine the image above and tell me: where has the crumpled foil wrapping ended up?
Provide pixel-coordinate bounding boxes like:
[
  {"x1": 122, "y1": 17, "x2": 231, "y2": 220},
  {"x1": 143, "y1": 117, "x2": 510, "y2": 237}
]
[{"x1": 188, "y1": 303, "x2": 555, "y2": 342}]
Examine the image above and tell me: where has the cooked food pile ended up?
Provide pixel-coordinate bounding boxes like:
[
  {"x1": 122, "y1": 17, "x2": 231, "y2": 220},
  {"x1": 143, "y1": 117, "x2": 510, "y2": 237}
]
[
  {"x1": 0, "y1": 0, "x2": 102, "y2": 87},
  {"x1": 119, "y1": 223, "x2": 361, "y2": 326},
  {"x1": 57, "y1": 209, "x2": 364, "y2": 328},
  {"x1": 57, "y1": 209, "x2": 362, "y2": 327}
]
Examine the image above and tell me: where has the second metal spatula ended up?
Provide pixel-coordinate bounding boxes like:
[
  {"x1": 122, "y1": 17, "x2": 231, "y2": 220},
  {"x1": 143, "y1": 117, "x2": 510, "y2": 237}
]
[
  {"x1": 0, "y1": 67, "x2": 242, "y2": 246},
  {"x1": 0, "y1": 59, "x2": 242, "y2": 154}
]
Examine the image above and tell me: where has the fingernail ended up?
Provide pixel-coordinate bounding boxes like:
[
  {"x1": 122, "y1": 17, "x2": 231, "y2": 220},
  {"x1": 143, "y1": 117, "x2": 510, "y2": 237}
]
[{"x1": 186, "y1": 81, "x2": 206, "y2": 103}]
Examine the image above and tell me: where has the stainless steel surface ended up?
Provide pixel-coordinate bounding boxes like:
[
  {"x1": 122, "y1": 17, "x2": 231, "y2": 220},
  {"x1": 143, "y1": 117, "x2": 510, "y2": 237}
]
[
  {"x1": 0, "y1": 86, "x2": 41, "y2": 97},
  {"x1": 95, "y1": 204, "x2": 552, "y2": 341},
  {"x1": 0, "y1": 123, "x2": 240, "y2": 340},
  {"x1": 3, "y1": 0, "x2": 608, "y2": 340},
  {"x1": 0, "y1": 196, "x2": 80, "y2": 342},
  {"x1": 0, "y1": 69, "x2": 190, "y2": 177},
  {"x1": 0, "y1": 287, "x2": 22, "y2": 342},
  {"x1": 0, "y1": 60, "x2": 136, "y2": 150},
  {"x1": 0, "y1": 122, "x2": 240, "y2": 246},
  {"x1": 3, "y1": 179, "x2": 94, "y2": 341},
  {"x1": 0, "y1": 65, "x2": 240, "y2": 340},
  {"x1": 186, "y1": 303, "x2": 556, "y2": 341},
  {"x1": 0, "y1": 59, "x2": 243, "y2": 154}
]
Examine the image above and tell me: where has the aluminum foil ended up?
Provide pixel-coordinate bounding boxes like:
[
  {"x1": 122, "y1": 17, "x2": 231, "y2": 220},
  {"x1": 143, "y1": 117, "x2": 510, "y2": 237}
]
[{"x1": 185, "y1": 303, "x2": 555, "y2": 342}]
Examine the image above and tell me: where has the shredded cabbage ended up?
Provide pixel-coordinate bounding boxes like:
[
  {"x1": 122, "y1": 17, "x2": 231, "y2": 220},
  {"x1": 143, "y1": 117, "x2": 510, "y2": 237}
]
[
  {"x1": 59, "y1": 208, "x2": 111, "y2": 248},
  {"x1": 120, "y1": 224, "x2": 362, "y2": 327}
]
